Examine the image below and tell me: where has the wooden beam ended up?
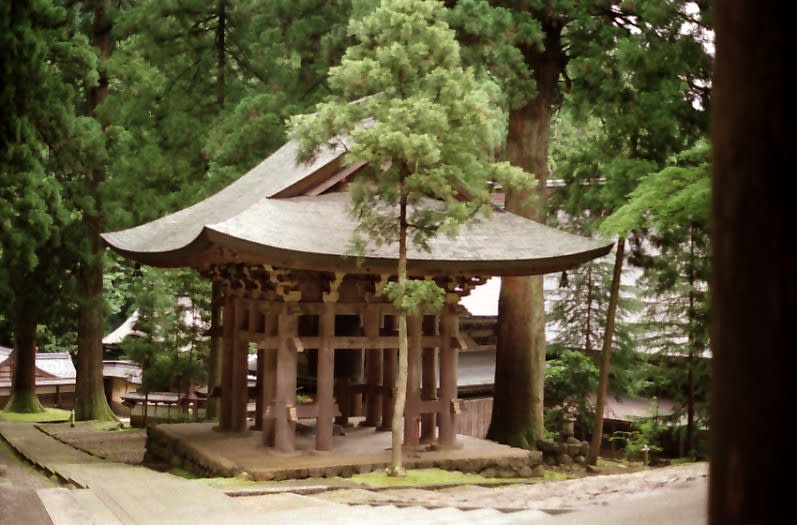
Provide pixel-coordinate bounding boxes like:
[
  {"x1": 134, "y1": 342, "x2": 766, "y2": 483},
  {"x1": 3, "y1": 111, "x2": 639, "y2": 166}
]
[
  {"x1": 252, "y1": 334, "x2": 444, "y2": 350},
  {"x1": 316, "y1": 302, "x2": 335, "y2": 451}
]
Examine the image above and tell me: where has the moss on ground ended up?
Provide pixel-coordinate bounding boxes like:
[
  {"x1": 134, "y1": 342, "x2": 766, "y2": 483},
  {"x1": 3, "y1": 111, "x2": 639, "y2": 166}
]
[
  {"x1": 351, "y1": 468, "x2": 534, "y2": 488},
  {"x1": 0, "y1": 407, "x2": 70, "y2": 422}
]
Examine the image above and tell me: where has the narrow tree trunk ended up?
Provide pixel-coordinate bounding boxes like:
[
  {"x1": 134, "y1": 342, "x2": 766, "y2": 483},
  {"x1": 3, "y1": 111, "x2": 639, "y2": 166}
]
[
  {"x1": 216, "y1": 0, "x2": 226, "y2": 109},
  {"x1": 4, "y1": 296, "x2": 44, "y2": 413},
  {"x1": 686, "y1": 228, "x2": 696, "y2": 454},
  {"x1": 585, "y1": 263, "x2": 593, "y2": 353},
  {"x1": 588, "y1": 238, "x2": 625, "y2": 465},
  {"x1": 388, "y1": 173, "x2": 409, "y2": 477},
  {"x1": 75, "y1": 0, "x2": 115, "y2": 422},
  {"x1": 488, "y1": 44, "x2": 560, "y2": 448}
]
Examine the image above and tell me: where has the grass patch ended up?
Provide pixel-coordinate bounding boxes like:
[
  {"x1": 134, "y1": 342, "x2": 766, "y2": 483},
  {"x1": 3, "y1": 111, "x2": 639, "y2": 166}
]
[
  {"x1": 0, "y1": 407, "x2": 70, "y2": 423},
  {"x1": 168, "y1": 467, "x2": 200, "y2": 479},
  {"x1": 351, "y1": 468, "x2": 533, "y2": 488},
  {"x1": 542, "y1": 469, "x2": 569, "y2": 481},
  {"x1": 197, "y1": 476, "x2": 258, "y2": 488}
]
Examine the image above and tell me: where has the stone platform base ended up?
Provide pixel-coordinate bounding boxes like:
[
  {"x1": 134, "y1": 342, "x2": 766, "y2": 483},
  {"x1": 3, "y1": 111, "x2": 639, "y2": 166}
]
[{"x1": 146, "y1": 420, "x2": 543, "y2": 481}]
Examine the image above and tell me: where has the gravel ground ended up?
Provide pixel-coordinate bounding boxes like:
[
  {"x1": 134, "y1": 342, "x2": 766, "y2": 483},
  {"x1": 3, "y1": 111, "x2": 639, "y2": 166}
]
[
  {"x1": 38, "y1": 421, "x2": 146, "y2": 465},
  {"x1": 315, "y1": 463, "x2": 708, "y2": 512},
  {"x1": 36, "y1": 421, "x2": 707, "y2": 514}
]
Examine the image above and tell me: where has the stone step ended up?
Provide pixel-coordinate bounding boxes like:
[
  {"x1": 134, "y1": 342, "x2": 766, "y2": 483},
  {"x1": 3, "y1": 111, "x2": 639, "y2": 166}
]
[
  {"x1": 490, "y1": 508, "x2": 552, "y2": 524},
  {"x1": 38, "y1": 487, "x2": 126, "y2": 525}
]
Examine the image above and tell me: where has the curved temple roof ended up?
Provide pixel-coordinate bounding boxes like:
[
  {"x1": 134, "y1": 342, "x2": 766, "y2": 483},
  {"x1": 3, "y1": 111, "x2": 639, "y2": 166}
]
[{"x1": 103, "y1": 140, "x2": 612, "y2": 276}]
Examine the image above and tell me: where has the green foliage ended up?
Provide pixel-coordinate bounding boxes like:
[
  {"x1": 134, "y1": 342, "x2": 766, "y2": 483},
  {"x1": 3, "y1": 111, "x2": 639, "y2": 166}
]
[
  {"x1": 290, "y1": 0, "x2": 533, "y2": 263},
  {"x1": 384, "y1": 280, "x2": 444, "y2": 314},
  {"x1": 0, "y1": 0, "x2": 95, "y2": 321},
  {"x1": 601, "y1": 143, "x2": 710, "y2": 237},
  {"x1": 544, "y1": 349, "x2": 598, "y2": 433},
  {"x1": 121, "y1": 267, "x2": 209, "y2": 395},
  {"x1": 610, "y1": 416, "x2": 665, "y2": 461}
]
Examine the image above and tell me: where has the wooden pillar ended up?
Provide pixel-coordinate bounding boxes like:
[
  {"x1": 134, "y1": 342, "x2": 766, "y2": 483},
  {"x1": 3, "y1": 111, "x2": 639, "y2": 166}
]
[
  {"x1": 273, "y1": 305, "x2": 298, "y2": 452},
  {"x1": 261, "y1": 311, "x2": 278, "y2": 446},
  {"x1": 219, "y1": 291, "x2": 234, "y2": 431},
  {"x1": 316, "y1": 302, "x2": 335, "y2": 451},
  {"x1": 364, "y1": 305, "x2": 382, "y2": 427},
  {"x1": 421, "y1": 315, "x2": 438, "y2": 444},
  {"x1": 403, "y1": 314, "x2": 422, "y2": 448},
  {"x1": 207, "y1": 281, "x2": 222, "y2": 420},
  {"x1": 437, "y1": 302, "x2": 459, "y2": 447},
  {"x1": 255, "y1": 347, "x2": 264, "y2": 430},
  {"x1": 230, "y1": 296, "x2": 249, "y2": 432},
  {"x1": 379, "y1": 317, "x2": 396, "y2": 431}
]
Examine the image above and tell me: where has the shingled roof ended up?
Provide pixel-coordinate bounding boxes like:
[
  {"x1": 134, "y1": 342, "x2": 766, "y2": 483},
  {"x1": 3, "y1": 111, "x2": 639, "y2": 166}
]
[{"x1": 102, "y1": 139, "x2": 612, "y2": 276}]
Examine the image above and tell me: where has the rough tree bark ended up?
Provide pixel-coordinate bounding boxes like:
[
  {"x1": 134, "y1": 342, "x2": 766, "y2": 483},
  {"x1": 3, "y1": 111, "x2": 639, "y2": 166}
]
[
  {"x1": 75, "y1": 0, "x2": 116, "y2": 422},
  {"x1": 710, "y1": 1, "x2": 788, "y2": 523},
  {"x1": 487, "y1": 18, "x2": 565, "y2": 448},
  {"x1": 588, "y1": 238, "x2": 624, "y2": 465},
  {"x1": 4, "y1": 293, "x2": 44, "y2": 413},
  {"x1": 388, "y1": 172, "x2": 409, "y2": 476}
]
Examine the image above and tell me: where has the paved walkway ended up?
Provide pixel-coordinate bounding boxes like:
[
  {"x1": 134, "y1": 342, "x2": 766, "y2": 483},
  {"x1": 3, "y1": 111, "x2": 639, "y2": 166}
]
[{"x1": 0, "y1": 422, "x2": 551, "y2": 524}]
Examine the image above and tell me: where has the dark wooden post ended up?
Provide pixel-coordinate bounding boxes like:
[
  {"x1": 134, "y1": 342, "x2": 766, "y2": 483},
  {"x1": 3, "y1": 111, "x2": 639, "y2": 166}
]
[
  {"x1": 261, "y1": 310, "x2": 278, "y2": 446},
  {"x1": 437, "y1": 301, "x2": 459, "y2": 447},
  {"x1": 364, "y1": 305, "x2": 382, "y2": 427},
  {"x1": 403, "y1": 314, "x2": 422, "y2": 448},
  {"x1": 421, "y1": 315, "x2": 438, "y2": 444},
  {"x1": 273, "y1": 305, "x2": 298, "y2": 452},
  {"x1": 380, "y1": 316, "x2": 396, "y2": 431},
  {"x1": 230, "y1": 296, "x2": 249, "y2": 432},
  {"x1": 254, "y1": 346, "x2": 264, "y2": 431},
  {"x1": 710, "y1": 2, "x2": 789, "y2": 522},
  {"x1": 218, "y1": 291, "x2": 234, "y2": 430},
  {"x1": 316, "y1": 302, "x2": 335, "y2": 451}
]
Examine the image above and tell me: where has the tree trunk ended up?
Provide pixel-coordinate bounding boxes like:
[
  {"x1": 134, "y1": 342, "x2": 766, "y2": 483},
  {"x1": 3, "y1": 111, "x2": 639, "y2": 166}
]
[
  {"x1": 585, "y1": 263, "x2": 593, "y2": 353},
  {"x1": 4, "y1": 296, "x2": 44, "y2": 413},
  {"x1": 488, "y1": 23, "x2": 563, "y2": 447},
  {"x1": 588, "y1": 238, "x2": 625, "y2": 465},
  {"x1": 216, "y1": 0, "x2": 226, "y2": 109},
  {"x1": 686, "y1": 228, "x2": 696, "y2": 454},
  {"x1": 75, "y1": 0, "x2": 115, "y2": 422},
  {"x1": 710, "y1": 2, "x2": 788, "y2": 522},
  {"x1": 388, "y1": 174, "x2": 409, "y2": 477}
]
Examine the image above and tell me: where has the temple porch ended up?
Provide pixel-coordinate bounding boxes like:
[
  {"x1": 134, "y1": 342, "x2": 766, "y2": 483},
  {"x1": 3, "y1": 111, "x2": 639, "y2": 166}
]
[{"x1": 145, "y1": 419, "x2": 543, "y2": 481}]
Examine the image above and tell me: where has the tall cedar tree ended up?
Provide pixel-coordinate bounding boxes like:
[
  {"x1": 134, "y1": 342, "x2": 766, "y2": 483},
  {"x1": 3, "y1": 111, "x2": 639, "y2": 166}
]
[
  {"x1": 1, "y1": 0, "x2": 97, "y2": 412},
  {"x1": 444, "y1": 0, "x2": 711, "y2": 447},
  {"x1": 75, "y1": 0, "x2": 116, "y2": 421},
  {"x1": 290, "y1": 0, "x2": 531, "y2": 475},
  {"x1": 103, "y1": 0, "x2": 351, "y2": 418}
]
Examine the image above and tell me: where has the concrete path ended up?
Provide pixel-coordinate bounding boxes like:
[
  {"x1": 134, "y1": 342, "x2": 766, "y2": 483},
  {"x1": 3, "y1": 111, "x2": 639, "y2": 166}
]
[{"x1": 1, "y1": 422, "x2": 552, "y2": 524}]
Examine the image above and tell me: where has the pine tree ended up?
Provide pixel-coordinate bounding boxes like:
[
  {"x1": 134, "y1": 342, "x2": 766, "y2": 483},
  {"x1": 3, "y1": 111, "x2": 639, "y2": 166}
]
[{"x1": 290, "y1": 0, "x2": 531, "y2": 474}]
